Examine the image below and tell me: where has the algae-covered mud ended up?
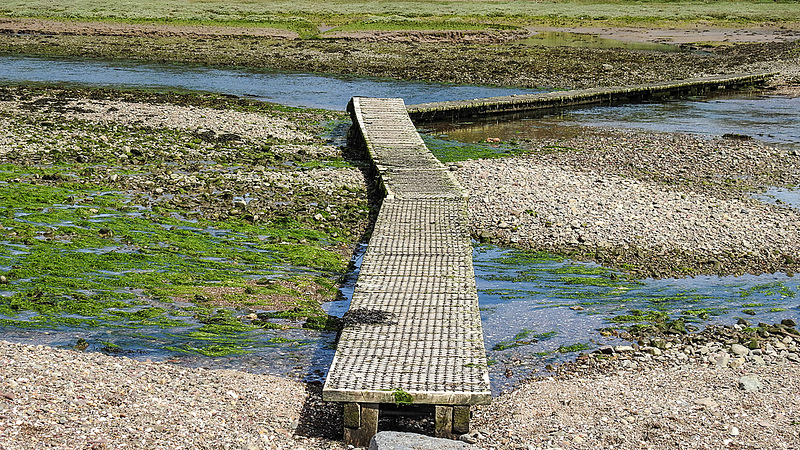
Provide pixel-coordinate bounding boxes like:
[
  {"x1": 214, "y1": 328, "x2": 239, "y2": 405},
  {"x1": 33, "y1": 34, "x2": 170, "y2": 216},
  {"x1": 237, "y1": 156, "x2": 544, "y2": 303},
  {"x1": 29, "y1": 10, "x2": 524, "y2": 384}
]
[{"x1": 0, "y1": 85, "x2": 373, "y2": 370}]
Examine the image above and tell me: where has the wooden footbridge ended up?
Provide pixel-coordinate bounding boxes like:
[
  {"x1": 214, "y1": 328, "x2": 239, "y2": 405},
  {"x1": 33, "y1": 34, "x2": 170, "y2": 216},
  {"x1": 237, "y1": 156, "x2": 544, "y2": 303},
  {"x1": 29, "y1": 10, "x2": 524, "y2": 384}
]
[
  {"x1": 321, "y1": 72, "x2": 774, "y2": 447},
  {"x1": 322, "y1": 97, "x2": 491, "y2": 446}
]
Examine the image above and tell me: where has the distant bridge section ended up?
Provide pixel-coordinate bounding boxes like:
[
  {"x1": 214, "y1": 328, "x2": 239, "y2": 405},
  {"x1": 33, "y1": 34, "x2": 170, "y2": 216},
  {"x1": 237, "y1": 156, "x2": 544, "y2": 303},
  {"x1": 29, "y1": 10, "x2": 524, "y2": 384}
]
[{"x1": 407, "y1": 72, "x2": 777, "y2": 121}]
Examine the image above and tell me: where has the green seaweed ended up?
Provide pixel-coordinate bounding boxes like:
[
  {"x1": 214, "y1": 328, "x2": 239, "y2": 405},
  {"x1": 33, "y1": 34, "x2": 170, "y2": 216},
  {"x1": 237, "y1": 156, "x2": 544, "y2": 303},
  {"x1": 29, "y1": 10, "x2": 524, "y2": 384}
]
[
  {"x1": 557, "y1": 342, "x2": 593, "y2": 353},
  {"x1": 492, "y1": 329, "x2": 557, "y2": 351}
]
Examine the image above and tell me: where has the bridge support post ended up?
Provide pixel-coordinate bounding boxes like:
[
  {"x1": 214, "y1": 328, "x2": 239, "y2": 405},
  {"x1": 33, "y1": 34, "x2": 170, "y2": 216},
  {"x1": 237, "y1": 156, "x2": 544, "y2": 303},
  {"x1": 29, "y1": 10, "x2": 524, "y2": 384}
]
[
  {"x1": 453, "y1": 406, "x2": 471, "y2": 434},
  {"x1": 435, "y1": 406, "x2": 453, "y2": 438},
  {"x1": 343, "y1": 402, "x2": 379, "y2": 447},
  {"x1": 435, "y1": 405, "x2": 471, "y2": 437}
]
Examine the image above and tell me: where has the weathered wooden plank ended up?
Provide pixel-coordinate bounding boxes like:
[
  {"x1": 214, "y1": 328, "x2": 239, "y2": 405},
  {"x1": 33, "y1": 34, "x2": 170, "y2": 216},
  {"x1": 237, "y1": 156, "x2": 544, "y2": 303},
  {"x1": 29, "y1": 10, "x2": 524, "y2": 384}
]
[{"x1": 406, "y1": 72, "x2": 777, "y2": 121}]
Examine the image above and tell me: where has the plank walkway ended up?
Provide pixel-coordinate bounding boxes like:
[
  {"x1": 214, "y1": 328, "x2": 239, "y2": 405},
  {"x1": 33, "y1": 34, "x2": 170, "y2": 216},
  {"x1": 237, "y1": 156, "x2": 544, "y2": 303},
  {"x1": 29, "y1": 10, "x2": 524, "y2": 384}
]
[
  {"x1": 407, "y1": 72, "x2": 777, "y2": 121},
  {"x1": 322, "y1": 97, "x2": 490, "y2": 446}
]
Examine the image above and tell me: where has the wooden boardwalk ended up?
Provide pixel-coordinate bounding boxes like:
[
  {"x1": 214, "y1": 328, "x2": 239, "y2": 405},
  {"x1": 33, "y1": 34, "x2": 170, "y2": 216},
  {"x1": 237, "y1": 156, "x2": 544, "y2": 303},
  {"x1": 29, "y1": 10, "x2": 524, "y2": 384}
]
[
  {"x1": 322, "y1": 97, "x2": 490, "y2": 446},
  {"x1": 407, "y1": 72, "x2": 777, "y2": 121}
]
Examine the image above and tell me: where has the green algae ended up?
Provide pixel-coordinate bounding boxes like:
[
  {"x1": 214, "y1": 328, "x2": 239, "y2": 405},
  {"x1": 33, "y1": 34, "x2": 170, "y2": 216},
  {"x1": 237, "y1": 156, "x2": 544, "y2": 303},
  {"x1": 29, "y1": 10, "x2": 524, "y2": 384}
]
[
  {"x1": 492, "y1": 329, "x2": 557, "y2": 351},
  {"x1": 740, "y1": 281, "x2": 796, "y2": 298},
  {"x1": 0, "y1": 87, "x2": 366, "y2": 360},
  {"x1": 557, "y1": 342, "x2": 592, "y2": 353},
  {"x1": 423, "y1": 135, "x2": 526, "y2": 163}
]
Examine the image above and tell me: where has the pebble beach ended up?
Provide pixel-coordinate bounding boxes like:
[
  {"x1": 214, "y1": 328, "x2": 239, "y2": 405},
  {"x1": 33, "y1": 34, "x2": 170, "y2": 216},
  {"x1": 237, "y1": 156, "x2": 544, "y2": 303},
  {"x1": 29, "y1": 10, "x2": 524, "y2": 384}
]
[{"x1": 1, "y1": 30, "x2": 800, "y2": 450}]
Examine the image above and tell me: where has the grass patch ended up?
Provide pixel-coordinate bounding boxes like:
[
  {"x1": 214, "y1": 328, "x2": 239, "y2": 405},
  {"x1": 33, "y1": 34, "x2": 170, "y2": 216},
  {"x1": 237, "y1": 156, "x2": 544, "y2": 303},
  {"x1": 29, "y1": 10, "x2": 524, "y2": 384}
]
[{"x1": 2, "y1": 1, "x2": 798, "y2": 29}]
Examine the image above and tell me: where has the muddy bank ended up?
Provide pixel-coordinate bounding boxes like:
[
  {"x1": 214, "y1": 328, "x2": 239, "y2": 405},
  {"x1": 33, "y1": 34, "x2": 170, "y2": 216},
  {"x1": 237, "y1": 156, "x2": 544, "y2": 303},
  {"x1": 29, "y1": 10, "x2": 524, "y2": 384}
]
[
  {"x1": 0, "y1": 20, "x2": 797, "y2": 90},
  {"x1": 0, "y1": 17, "x2": 299, "y2": 39}
]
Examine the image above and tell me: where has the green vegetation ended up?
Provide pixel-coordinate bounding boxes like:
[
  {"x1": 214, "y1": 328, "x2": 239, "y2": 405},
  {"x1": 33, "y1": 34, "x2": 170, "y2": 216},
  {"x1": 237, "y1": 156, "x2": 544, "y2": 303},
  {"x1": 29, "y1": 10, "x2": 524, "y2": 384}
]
[
  {"x1": 557, "y1": 342, "x2": 593, "y2": 353},
  {"x1": 424, "y1": 135, "x2": 527, "y2": 163},
  {"x1": 492, "y1": 329, "x2": 557, "y2": 351},
  {"x1": 2, "y1": 0, "x2": 798, "y2": 32},
  {"x1": 391, "y1": 388, "x2": 414, "y2": 407},
  {"x1": 740, "y1": 281, "x2": 796, "y2": 298}
]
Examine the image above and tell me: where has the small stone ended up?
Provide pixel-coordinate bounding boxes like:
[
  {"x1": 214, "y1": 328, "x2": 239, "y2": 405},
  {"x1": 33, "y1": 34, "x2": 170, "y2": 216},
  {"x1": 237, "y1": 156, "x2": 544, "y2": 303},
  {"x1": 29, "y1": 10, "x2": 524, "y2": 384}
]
[
  {"x1": 0, "y1": 275, "x2": 7, "y2": 284},
  {"x1": 713, "y1": 352, "x2": 730, "y2": 367},
  {"x1": 314, "y1": 213, "x2": 324, "y2": 221},
  {"x1": 614, "y1": 345, "x2": 635, "y2": 353},
  {"x1": 729, "y1": 357, "x2": 746, "y2": 369},
  {"x1": 597, "y1": 345, "x2": 614, "y2": 355},
  {"x1": 781, "y1": 319, "x2": 797, "y2": 327},
  {"x1": 644, "y1": 347, "x2": 662, "y2": 356},
  {"x1": 738, "y1": 375, "x2": 763, "y2": 392},
  {"x1": 729, "y1": 426, "x2": 740, "y2": 436},
  {"x1": 730, "y1": 344, "x2": 749, "y2": 356}
]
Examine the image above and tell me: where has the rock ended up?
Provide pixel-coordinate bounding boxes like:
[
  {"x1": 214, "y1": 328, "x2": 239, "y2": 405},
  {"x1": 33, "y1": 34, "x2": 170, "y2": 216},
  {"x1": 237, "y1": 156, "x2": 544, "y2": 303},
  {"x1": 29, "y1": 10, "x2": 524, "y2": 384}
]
[
  {"x1": 458, "y1": 431, "x2": 482, "y2": 444},
  {"x1": 0, "y1": 275, "x2": 7, "y2": 284},
  {"x1": 370, "y1": 431, "x2": 473, "y2": 449},
  {"x1": 782, "y1": 319, "x2": 797, "y2": 327},
  {"x1": 651, "y1": 339, "x2": 667, "y2": 350},
  {"x1": 729, "y1": 426, "x2": 740, "y2": 436},
  {"x1": 597, "y1": 345, "x2": 614, "y2": 355},
  {"x1": 643, "y1": 346, "x2": 662, "y2": 356},
  {"x1": 738, "y1": 375, "x2": 763, "y2": 392},
  {"x1": 729, "y1": 357, "x2": 746, "y2": 369},
  {"x1": 730, "y1": 343, "x2": 749, "y2": 356},
  {"x1": 614, "y1": 345, "x2": 635, "y2": 353},
  {"x1": 712, "y1": 352, "x2": 730, "y2": 367}
]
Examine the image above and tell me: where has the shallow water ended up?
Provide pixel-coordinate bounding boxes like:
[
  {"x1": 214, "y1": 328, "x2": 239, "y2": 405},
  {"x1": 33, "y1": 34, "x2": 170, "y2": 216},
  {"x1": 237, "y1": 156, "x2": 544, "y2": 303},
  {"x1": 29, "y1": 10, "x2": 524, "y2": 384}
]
[
  {"x1": 0, "y1": 55, "x2": 537, "y2": 110},
  {"x1": 422, "y1": 94, "x2": 800, "y2": 152},
  {"x1": 473, "y1": 245, "x2": 800, "y2": 393},
  {"x1": 753, "y1": 186, "x2": 800, "y2": 208}
]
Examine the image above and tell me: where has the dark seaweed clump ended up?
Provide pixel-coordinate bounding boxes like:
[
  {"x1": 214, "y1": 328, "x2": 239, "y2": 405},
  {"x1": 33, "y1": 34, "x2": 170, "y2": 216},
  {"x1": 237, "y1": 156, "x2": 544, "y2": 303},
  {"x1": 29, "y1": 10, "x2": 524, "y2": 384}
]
[{"x1": 341, "y1": 308, "x2": 397, "y2": 327}]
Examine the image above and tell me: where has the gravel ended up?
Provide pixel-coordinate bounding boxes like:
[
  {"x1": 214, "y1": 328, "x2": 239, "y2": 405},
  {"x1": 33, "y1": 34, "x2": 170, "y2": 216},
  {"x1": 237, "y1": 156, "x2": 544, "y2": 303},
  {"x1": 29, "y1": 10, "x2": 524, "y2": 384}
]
[
  {"x1": 455, "y1": 128, "x2": 800, "y2": 278},
  {"x1": 0, "y1": 340, "x2": 346, "y2": 449},
  {"x1": 470, "y1": 320, "x2": 800, "y2": 449}
]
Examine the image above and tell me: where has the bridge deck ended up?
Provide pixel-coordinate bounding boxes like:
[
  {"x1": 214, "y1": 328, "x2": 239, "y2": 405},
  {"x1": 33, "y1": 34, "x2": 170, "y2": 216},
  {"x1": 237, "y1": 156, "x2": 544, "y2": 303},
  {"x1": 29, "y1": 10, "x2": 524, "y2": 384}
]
[
  {"x1": 406, "y1": 72, "x2": 777, "y2": 121},
  {"x1": 323, "y1": 97, "x2": 490, "y2": 445}
]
